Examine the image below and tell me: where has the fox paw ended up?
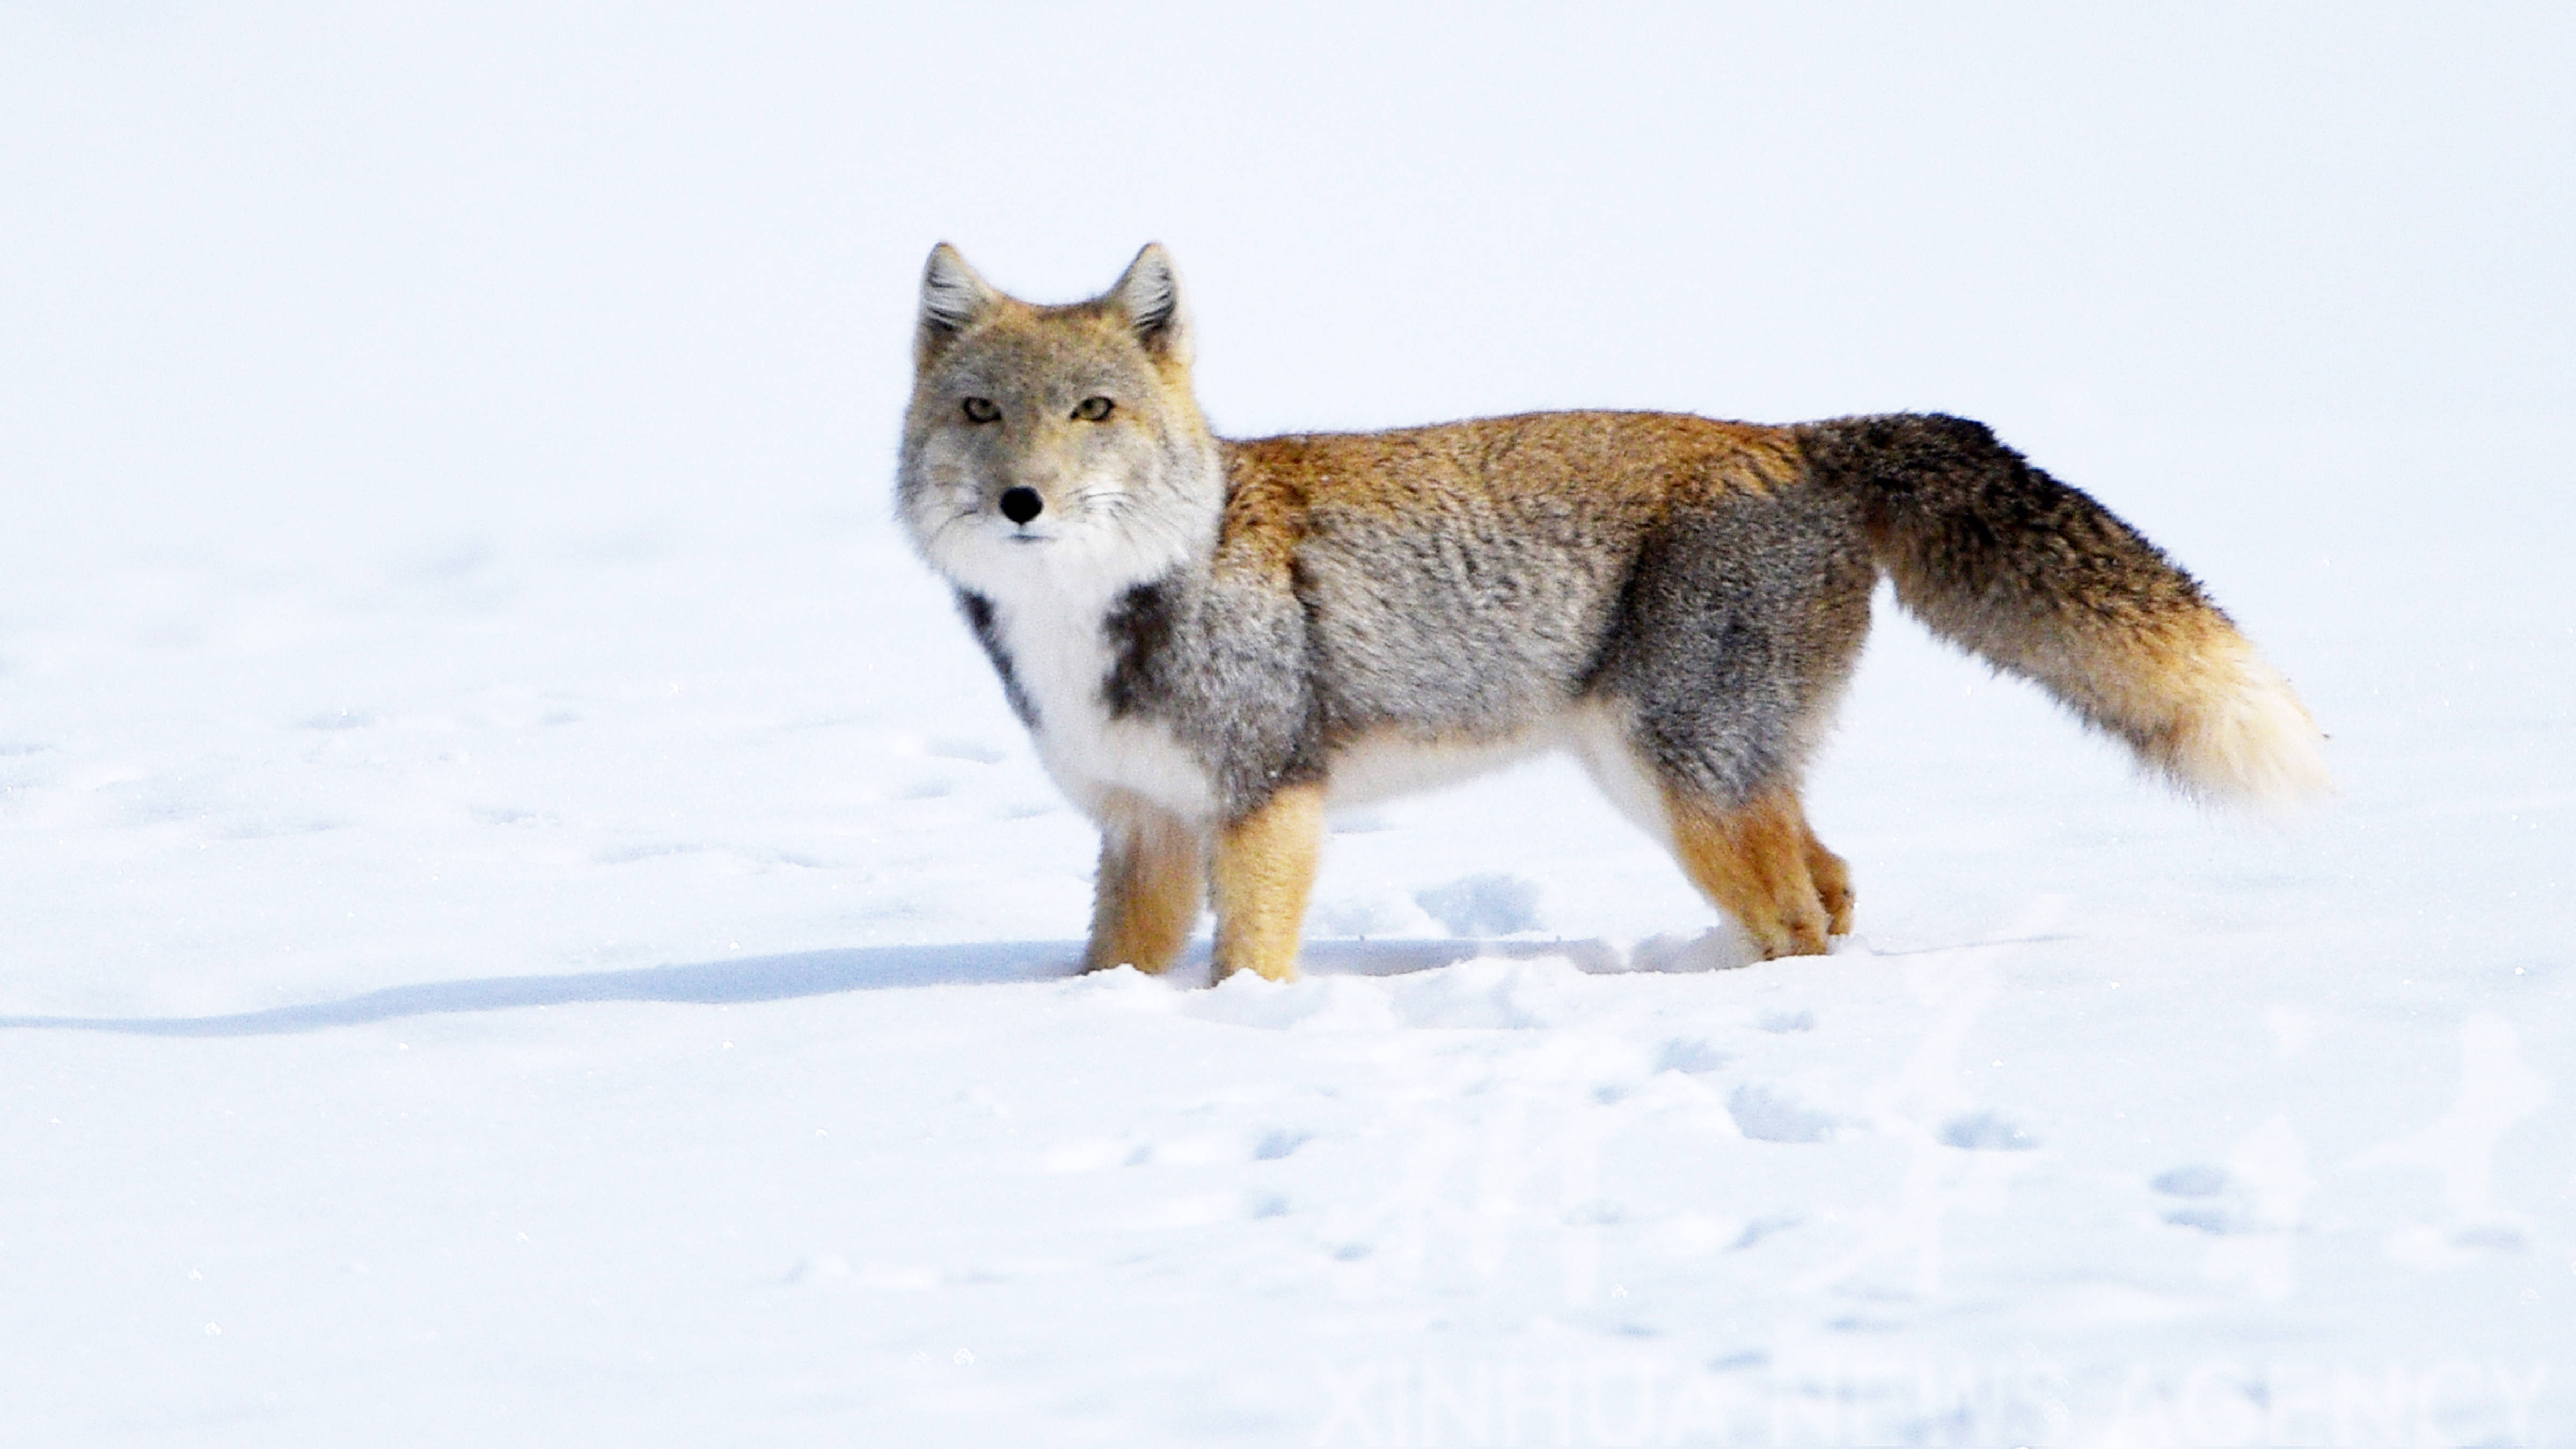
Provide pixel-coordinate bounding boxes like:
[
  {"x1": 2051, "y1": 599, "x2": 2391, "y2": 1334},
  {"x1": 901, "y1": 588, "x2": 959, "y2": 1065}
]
[
  {"x1": 1749, "y1": 905, "x2": 1834, "y2": 960},
  {"x1": 1817, "y1": 879, "x2": 1855, "y2": 938},
  {"x1": 1804, "y1": 850, "x2": 1855, "y2": 938}
]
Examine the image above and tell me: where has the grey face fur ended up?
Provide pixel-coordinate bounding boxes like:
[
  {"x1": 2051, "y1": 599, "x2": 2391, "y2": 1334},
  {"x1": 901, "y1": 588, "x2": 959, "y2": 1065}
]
[{"x1": 898, "y1": 245, "x2": 1224, "y2": 608}]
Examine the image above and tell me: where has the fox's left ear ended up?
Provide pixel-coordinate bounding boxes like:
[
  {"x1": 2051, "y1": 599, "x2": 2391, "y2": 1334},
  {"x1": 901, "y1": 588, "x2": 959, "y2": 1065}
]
[{"x1": 1108, "y1": 243, "x2": 1191, "y2": 368}]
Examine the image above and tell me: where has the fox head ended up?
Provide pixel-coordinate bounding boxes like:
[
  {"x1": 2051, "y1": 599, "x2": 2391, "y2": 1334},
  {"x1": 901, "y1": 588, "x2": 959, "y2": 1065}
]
[{"x1": 898, "y1": 243, "x2": 1225, "y2": 599}]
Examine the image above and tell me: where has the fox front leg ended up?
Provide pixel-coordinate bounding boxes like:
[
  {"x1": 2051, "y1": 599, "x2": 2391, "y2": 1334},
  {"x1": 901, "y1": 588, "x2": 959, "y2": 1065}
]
[
  {"x1": 1084, "y1": 798, "x2": 1206, "y2": 975},
  {"x1": 1209, "y1": 783, "x2": 1326, "y2": 983}
]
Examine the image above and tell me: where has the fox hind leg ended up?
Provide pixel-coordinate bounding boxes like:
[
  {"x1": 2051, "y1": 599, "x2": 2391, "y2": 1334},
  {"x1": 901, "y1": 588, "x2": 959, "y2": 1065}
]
[
  {"x1": 1801, "y1": 816, "x2": 1855, "y2": 938},
  {"x1": 1085, "y1": 796, "x2": 1206, "y2": 975},
  {"x1": 1661, "y1": 782, "x2": 1842, "y2": 960}
]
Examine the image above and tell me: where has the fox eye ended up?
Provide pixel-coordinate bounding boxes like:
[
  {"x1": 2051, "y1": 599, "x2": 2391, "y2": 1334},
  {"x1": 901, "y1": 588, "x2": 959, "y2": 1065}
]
[
  {"x1": 961, "y1": 397, "x2": 1000, "y2": 423},
  {"x1": 1073, "y1": 396, "x2": 1115, "y2": 422}
]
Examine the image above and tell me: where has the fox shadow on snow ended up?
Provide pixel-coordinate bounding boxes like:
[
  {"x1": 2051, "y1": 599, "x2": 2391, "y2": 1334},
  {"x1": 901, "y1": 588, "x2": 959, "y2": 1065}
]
[{"x1": 0, "y1": 934, "x2": 1758, "y2": 1038}]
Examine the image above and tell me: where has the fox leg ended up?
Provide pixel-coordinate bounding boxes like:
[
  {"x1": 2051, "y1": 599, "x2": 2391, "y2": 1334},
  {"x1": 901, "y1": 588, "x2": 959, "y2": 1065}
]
[
  {"x1": 1084, "y1": 797, "x2": 1206, "y2": 974},
  {"x1": 1801, "y1": 818, "x2": 1856, "y2": 938},
  {"x1": 1210, "y1": 782, "x2": 1325, "y2": 983},
  {"x1": 1661, "y1": 783, "x2": 1838, "y2": 960}
]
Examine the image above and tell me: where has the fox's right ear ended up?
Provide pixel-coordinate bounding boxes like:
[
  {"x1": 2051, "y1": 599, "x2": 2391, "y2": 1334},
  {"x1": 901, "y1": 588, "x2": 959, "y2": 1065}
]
[{"x1": 916, "y1": 243, "x2": 999, "y2": 368}]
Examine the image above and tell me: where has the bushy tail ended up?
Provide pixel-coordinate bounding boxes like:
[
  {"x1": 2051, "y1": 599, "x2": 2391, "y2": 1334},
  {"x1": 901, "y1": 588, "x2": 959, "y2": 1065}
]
[{"x1": 1797, "y1": 413, "x2": 2332, "y2": 813}]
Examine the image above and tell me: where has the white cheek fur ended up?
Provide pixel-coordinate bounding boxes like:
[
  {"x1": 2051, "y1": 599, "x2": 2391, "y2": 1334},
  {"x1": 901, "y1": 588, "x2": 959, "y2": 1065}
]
[{"x1": 912, "y1": 471, "x2": 1209, "y2": 603}]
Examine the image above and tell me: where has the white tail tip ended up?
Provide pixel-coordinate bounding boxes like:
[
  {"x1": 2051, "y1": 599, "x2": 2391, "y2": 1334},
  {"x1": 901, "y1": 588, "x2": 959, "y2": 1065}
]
[{"x1": 2167, "y1": 640, "x2": 2335, "y2": 816}]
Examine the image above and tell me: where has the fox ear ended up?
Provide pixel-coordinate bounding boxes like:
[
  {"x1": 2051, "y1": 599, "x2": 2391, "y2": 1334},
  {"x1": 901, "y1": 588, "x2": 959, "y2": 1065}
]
[
  {"x1": 1108, "y1": 243, "x2": 1190, "y2": 367},
  {"x1": 917, "y1": 243, "x2": 999, "y2": 367}
]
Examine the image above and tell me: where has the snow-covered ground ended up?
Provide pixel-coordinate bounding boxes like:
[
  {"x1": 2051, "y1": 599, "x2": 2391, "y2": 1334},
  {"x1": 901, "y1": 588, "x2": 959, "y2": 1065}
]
[{"x1": 5, "y1": 6, "x2": 2572, "y2": 1445}]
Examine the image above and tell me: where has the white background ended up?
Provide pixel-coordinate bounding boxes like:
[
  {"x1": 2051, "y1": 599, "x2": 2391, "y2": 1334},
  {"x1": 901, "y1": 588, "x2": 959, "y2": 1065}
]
[{"x1": 5, "y1": 5, "x2": 2571, "y2": 1444}]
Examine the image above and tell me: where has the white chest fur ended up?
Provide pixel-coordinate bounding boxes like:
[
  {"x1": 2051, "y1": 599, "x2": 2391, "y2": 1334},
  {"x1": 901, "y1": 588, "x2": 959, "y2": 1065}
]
[{"x1": 987, "y1": 591, "x2": 1217, "y2": 824}]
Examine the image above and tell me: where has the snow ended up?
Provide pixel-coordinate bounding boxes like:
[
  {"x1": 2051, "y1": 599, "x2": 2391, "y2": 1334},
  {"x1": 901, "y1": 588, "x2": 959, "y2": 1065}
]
[{"x1": 4, "y1": 5, "x2": 2573, "y2": 1445}]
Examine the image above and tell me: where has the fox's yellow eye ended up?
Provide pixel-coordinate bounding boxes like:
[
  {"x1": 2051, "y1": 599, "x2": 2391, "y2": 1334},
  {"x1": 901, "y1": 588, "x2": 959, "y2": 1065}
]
[
  {"x1": 1074, "y1": 396, "x2": 1115, "y2": 422},
  {"x1": 962, "y1": 397, "x2": 1000, "y2": 423}
]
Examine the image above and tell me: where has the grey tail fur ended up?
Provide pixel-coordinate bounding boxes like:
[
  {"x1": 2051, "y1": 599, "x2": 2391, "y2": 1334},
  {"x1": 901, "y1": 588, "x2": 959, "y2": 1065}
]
[{"x1": 1796, "y1": 413, "x2": 2331, "y2": 811}]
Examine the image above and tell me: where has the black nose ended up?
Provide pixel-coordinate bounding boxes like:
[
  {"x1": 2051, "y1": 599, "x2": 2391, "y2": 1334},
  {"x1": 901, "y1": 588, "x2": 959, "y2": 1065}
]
[{"x1": 998, "y1": 487, "x2": 1043, "y2": 525}]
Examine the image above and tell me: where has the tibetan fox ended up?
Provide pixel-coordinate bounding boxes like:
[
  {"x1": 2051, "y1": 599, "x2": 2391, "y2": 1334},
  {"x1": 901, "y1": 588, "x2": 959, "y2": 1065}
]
[{"x1": 896, "y1": 244, "x2": 2329, "y2": 982}]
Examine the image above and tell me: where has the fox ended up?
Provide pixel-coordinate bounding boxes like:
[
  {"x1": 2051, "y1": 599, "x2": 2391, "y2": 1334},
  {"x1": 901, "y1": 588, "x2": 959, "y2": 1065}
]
[{"x1": 896, "y1": 243, "x2": 2332, "y2": 983}]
